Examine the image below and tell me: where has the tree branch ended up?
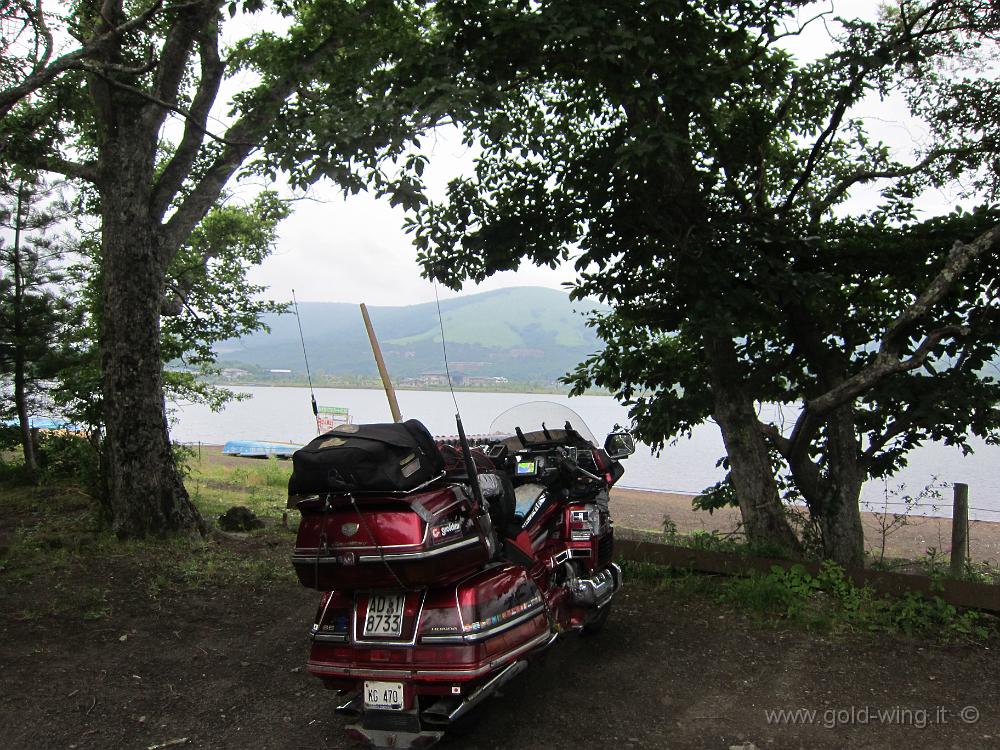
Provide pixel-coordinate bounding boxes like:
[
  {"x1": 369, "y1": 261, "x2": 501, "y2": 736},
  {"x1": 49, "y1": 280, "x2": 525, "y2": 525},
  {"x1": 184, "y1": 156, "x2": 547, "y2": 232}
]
[
  {"x1": 785, "y1": 222, "x2": 1000, "y2": 466},
  {"x1": 161, "y1": 2, "x2": 380, "y2": 257},
  {"x1": 8, "y1": 150, "x2": 99, "y2": 183},
  {"x1": 30, "y1": 0, "x2": 55, "y2": 73},
  {"x1": 79, "y1": 63, "x2": 234, "y2": 146},
  {"x1": 150, "y1": 11, "x2": 225, "y2": 220},
  {"x1": 780, "y1": 0, "x2": 962, "y2": 216},
  {"x1": 813, "y1": 146, "x2": 978, "y2": 221},
  {"x1": 0, "y1": 0, "x2": 165, "y2": 118},
  {"x1": 759, "y1": 419, "x2": 825, "y2": 512},
  {"x1": 860, "y1": 411, "x2": 918, "y2": 468},
  {"x1": 780, "y1": 67, "x2": 864, "y2": 214},
  {"x1": 143, "y1": 0, "x2": 221, "y2": 137}
]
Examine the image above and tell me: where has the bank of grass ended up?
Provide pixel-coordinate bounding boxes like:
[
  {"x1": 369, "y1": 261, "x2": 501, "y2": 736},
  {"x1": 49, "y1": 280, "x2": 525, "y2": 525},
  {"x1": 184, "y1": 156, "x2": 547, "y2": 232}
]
[
  {"x1": 183, "y1": 448, "x2": 293, "y2": 524},
  {"x1": 622, "y1": 521, "x2": 1000, "y2": 585},
  {"x1": 621, "y1": 558, "x2": 996, "y2": 643},
  {"x1": 0, "y1": 453, "x2": 297, "y2": 623}
]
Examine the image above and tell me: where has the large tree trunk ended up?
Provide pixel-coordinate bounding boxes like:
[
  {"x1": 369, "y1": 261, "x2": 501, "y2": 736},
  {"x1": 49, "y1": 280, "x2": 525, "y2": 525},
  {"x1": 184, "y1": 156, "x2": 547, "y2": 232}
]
[
  {"x1": 817, "y1": 407, "x2": 865, "y2": 567},
  {"x1": 785, "y1": 406, "x2": 866, "y2": 567},
  {"x1": 705, "y1": 333, "x2": 801, "y2": 553},
  {"x1": 99, "y1": 173, "x2": 205, "y2": 538}
]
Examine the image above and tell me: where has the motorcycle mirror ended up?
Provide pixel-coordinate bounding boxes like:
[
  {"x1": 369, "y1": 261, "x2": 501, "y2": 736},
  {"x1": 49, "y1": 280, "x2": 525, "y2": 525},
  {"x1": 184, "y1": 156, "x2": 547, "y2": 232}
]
[{"x1": 604, "y1": 431, "x2": 635, "y2": 459}]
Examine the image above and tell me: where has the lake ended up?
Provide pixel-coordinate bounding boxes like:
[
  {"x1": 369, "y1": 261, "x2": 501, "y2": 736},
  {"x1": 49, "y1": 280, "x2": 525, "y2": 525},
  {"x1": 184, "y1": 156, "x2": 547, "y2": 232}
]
[{"x1": 169, "y1": 386, "x2": 1000, "y2": 522}]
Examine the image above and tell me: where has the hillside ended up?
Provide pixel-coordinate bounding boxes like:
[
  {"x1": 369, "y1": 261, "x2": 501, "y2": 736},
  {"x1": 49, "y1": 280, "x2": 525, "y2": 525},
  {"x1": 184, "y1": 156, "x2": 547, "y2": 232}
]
[{"x1": 214, "y1": 287, "x2": 605, "y2": 383}]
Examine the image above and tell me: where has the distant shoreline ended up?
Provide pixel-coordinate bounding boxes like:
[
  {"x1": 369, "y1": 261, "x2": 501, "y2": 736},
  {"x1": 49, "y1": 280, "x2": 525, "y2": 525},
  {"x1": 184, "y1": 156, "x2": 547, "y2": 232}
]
[{"x1": 197, "y1": 379, "x2": 611, "y2": 397}]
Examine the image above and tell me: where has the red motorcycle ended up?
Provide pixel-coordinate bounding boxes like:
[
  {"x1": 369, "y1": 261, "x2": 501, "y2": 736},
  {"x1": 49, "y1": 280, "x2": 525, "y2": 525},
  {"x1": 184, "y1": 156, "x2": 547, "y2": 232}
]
[{"x1": 287, "y1": 402, "x2": 634, "y2": 749}]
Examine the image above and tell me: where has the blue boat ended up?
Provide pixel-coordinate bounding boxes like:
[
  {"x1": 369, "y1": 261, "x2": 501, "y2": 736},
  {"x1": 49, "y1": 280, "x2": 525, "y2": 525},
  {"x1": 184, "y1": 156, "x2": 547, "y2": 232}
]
[
  {"x1": 1, "y1": 416, "x2": 82, "y2": 432},
  {"x1": 222, "y1": 440, "x2": 302, "y2": 459}
]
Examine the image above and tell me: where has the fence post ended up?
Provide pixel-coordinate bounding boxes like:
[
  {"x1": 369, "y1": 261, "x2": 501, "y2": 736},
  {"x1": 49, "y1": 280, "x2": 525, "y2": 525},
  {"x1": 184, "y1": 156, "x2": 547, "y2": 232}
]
[{"x1": 950, "y1": 482, "x2": 969, "y2": 578}]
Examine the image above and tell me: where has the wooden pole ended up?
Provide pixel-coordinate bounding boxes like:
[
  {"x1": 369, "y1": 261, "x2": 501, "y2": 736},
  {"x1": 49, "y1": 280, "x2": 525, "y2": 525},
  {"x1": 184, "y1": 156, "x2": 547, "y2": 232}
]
[
  {"x1": 950, "y1": 482, "x2": 969, "y2": 578},
  {"x1": 360, "y1": 303, "x2": 402, "y2": 423}
]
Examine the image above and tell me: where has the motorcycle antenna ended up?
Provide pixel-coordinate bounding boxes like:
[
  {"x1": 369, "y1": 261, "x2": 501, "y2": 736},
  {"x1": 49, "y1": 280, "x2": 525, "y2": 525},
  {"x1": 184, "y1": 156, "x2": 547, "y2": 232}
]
[
  {"x1": 292, "y1": 289, "x2": 319, "y2": 432},
  {"x1": 433, "y1": 282, "x2": 485, "y2": 509}
]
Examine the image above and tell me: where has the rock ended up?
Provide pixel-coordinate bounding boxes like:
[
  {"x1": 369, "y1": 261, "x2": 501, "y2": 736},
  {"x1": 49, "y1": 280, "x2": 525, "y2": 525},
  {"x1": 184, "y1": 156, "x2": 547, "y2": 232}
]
[
  {"x1": 729, "y1": 743, "x2": 758, "y2": 750},
  {"x1": 218, "y1": 506, "x2": 264, "y2": 532}
]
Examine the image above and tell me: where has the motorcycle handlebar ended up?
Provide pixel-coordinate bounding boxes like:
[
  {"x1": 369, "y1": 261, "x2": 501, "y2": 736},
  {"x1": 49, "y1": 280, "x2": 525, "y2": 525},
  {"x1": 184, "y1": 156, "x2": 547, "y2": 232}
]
[{"x1": 559, "y1": 456, "x2": 603, "y2": 483}]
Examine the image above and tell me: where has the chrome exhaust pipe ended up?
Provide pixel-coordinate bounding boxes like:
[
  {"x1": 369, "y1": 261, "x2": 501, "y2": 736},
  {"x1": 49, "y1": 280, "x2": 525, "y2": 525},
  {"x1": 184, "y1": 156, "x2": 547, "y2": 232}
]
[
  {"x1": 421, "y1": 698, "x2": 461, "y2": 727},
  {"x1": 446, "y1": 660, "x2": 529, "y2": 723}
]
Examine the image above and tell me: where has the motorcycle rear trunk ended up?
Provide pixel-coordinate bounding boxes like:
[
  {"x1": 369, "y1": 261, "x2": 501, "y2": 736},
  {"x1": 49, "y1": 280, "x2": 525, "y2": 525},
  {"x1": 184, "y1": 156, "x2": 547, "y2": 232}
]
[{"x1": 290, "y1": 485, "x2": 496, "y2": 590}]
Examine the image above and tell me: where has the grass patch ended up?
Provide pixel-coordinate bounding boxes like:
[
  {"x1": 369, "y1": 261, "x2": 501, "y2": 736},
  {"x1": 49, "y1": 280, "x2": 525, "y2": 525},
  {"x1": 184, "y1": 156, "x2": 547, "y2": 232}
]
[
  {"x1": 866, "y1": 546, "x2": 1000, "y2": 585},
  {"x1": 619, "y1": 558, "x2": 994, "y2": 643},
  {"x1": 621, "y1": 524, "x2": 798, "y2": 561},
  {"x1": 0, "y1": 469, "x2": 295, "y2": 622},
  {"x1": 184, "y1": 452, "x2": 293, "y2": 524}
]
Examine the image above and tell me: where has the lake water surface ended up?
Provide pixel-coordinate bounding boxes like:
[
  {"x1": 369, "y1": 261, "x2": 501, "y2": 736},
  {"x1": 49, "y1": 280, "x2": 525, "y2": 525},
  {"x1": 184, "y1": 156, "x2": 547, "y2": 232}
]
[{"x1": 169, "y1": 386, "x2": 1000, "y2": 521}]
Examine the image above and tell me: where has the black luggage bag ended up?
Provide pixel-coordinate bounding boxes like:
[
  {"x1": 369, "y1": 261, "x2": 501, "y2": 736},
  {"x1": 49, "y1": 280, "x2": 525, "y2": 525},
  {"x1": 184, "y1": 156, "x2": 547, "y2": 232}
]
[{"x1": 288, "y1": 419, "x2": 445, "y2": 495}]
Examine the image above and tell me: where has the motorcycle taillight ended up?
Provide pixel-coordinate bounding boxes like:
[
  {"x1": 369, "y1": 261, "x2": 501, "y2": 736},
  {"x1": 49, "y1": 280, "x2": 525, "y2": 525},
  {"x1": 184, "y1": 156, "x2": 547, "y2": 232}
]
[
  {"x1": 417, "y1": 589, "x2": 464, "y2": 640},
  {"x1": 457, "y1": 585, "x2": 481, "y2": 631},
  {"x1": 312, "y1": 591, "x2": 351, "y2": 640}
]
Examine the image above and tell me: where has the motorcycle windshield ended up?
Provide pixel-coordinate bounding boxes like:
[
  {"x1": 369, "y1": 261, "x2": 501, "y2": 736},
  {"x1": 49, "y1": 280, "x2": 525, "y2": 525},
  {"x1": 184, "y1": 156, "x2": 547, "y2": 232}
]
[{"x1": 489, "y1": 401, "x2": 599, "y2": 448}]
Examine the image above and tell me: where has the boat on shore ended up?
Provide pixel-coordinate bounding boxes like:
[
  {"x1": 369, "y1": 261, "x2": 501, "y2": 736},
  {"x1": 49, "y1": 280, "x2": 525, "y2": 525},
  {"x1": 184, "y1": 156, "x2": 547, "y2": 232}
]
[{"x1": 221, "y1": 440, "x2": 302, "y2": 459}]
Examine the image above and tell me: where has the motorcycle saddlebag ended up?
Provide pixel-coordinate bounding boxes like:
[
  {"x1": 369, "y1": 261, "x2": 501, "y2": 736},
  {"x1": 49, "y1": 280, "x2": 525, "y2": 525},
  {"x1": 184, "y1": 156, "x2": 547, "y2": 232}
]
[
  {"x1": 288, "y1": 419, "x2": 445, "y2": 495},
  {"x1": 290, "y1": 484, "x2": 496, "y2": 591}
]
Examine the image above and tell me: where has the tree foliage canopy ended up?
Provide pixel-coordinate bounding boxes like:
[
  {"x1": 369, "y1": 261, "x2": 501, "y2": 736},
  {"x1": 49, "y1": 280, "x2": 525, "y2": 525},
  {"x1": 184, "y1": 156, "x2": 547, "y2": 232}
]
[
  {"x1": 410, "y1": 0, "x2": 1000, "y2": 562},
  {"x1": 0, "y1": 0, "x2": 461, "y2": 536}
]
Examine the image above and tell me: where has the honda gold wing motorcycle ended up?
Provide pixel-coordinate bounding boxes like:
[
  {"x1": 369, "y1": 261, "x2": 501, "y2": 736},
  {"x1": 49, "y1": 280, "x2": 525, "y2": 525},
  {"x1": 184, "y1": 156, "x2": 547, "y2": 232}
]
[{"x1": 286, "y1": 402, "x2": 635, "y2": 749}]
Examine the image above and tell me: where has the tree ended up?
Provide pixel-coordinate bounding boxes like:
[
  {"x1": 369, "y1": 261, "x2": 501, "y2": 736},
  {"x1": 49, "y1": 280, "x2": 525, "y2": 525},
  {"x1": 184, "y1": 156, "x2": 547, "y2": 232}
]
[
  {"x1": 2, "y1": 0, "x2": 445, "y2": 537},
  {"x1": 0, "y1": 0, "x2": 168, "y2": 116},
  {"x1": 0, "y1": 173, "x2": 78, "y2": 478},
  {"x1": 55, "y1": 190, "x2": 292, "y2": 430},
  {"x1": 409, "y1": 0, "x2": 1000, "y2": 564}
]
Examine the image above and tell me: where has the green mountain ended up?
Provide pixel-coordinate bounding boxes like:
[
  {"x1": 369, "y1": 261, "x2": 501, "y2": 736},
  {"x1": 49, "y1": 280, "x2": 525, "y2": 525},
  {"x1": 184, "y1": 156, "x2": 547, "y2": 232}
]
[{"x1": 215, "y1": 287, "x2": 606, "y2": 383}]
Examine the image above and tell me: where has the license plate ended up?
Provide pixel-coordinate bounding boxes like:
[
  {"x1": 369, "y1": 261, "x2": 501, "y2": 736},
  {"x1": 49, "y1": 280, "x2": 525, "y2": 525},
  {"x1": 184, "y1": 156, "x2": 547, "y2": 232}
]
[
  {"x1": 363, "y1": 593, "x2": 406, "y2": 637},
  {"x1": 364, "y1": 680, "x2": 404, "y2": 711}
]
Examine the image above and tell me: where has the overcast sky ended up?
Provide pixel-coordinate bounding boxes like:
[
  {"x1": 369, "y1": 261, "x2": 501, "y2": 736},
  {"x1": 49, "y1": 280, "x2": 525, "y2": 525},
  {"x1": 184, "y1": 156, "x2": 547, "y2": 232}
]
[
  {"x1": 235, "y1": 0, "x2": 968, "y2": 307},
  {"x1": 242, "y1": 126, "x2": 571, "y2": 306}
]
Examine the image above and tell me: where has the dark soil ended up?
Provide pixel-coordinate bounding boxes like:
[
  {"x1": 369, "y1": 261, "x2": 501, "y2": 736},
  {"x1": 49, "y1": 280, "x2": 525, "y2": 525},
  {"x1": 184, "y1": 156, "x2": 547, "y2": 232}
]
[{"x1": 2, "y1": 538, "x2": 998, "y2": 750}]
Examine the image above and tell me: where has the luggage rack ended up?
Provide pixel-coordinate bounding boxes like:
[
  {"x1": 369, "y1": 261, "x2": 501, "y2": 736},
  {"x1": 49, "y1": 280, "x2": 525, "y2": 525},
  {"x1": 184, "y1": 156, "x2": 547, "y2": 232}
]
[{"x1": 287, "y1": 472, "x2": 453, "y2": 508}]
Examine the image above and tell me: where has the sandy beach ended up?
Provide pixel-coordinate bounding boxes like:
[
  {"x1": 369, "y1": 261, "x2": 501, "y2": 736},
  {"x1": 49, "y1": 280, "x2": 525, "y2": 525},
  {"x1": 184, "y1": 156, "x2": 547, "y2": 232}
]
[{"x1": 611, "y1": 487, "x2": 1000, "y2": 565}]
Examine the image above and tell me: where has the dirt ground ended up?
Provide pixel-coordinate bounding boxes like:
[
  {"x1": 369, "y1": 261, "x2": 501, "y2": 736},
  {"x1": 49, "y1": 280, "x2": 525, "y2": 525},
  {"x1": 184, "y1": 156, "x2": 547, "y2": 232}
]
[
  {"x1": 610, "y1": 487, "x2": 1000, "y2": 565},
  {"x1": 3, "y1": 453, "x2": 998, "y2": 750},
  {"x1": 1, "y1": 529, "x2": 998, "y2": 750}
]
